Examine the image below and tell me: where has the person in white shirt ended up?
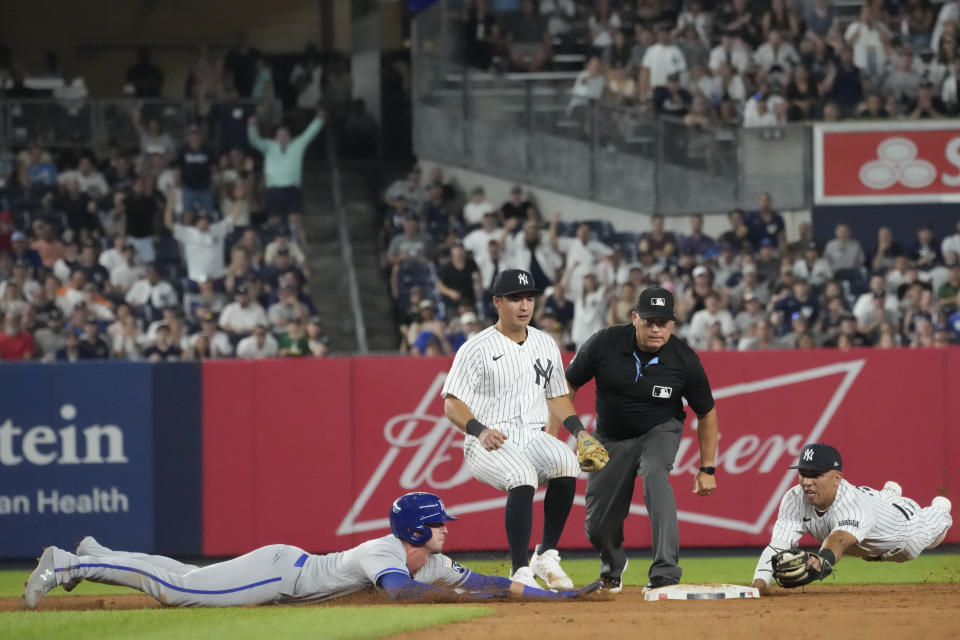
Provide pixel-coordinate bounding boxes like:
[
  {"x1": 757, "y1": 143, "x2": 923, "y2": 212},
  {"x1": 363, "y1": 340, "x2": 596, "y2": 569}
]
[
  {"x1": 844, "y1": 5, "x2": 890, "y2": 80},
  {"x1": 687, "y1": 289, "x2": 737, "y2": 350},
  {"x1": 218, "y1": 284, "x2": 268, "y2": 338},
  {"x1": 505, "y1": 220, "x2": 563, "y2": 289},
  {"x1": 930, "y1": 0, "x2": 959, "y2": 54},
  {"x1": 553, "y1": 221, "x2": 614, "y2": 298},
  {"x1": 110, "y1": 245, "x2": 145, "y2": 295},
  {"x1": 190, "y1": 312, "x2": 234, "y2": 358},
  {"x1": 708, "y1": 29, "x2": 752, "y2": 76},
  {"x1": 569, "y1": 271, "x2": 609, "y2": 349},
  {"x1": 99, "y1": 235, "x2": 130, "y2": 273},
  {"x1": 463, "y1": 210, "x2": 503, "y2": 258},
  {"x1": 751, "y1": 443, "x2": 952, "y2": 594},
  {"x1": 236, "y1": 324, "x2": 279, "y2": 359},
  {"x1": 462, "y1": 186, "x2": 496, "y2": 226},
  {"x1": 57, "y1": 156, "x2": 109, "y2": 198},
  {"x1": 566, "y1": 56, "x2": 606, "y2": 116},
  {"x1": 752, "y1": 29, "x2": 800, "y2": 77},
  {"x1": 164, "y1": 191, "x2": 237, "y2": 285},
  {"x1": 940, "y1": 218, "x2": 960, "y2": 260},
  {"x1": 383, "y1": 167, "x2": 425, "y2": 212},
  {"x1": 641, "y1": 24, "x2": 688, "y2": 98},
  {"x1": 475, "y1": 237, "x2": 505, "y2": 295},
  {"x1": 742, "y1": 92, "x2": 784, "y2": 127},
  {"x1": 124, "y1": 264, "x2": 179, "y2": 312},
  {"x1": 791, "y1": 242, "x2": 832, "y2": 287}
]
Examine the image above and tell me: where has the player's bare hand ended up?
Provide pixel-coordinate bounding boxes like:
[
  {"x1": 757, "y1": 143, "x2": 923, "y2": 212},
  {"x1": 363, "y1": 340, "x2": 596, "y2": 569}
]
[
  {"x1": 693, "y1": 471, "x2": 716, "y2": 496},
  {"x1": 478, "y1": 428, "x2": 507, "y2": 451},
  {"x1": 751, "y1": 579, "x2": 769, "y2": 595}
]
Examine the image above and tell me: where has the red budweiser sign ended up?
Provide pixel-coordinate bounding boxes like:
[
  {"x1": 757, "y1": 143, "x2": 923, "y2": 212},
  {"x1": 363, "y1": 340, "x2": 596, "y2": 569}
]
[
  {"x1": 202, "y1": 350, "x2": 959, "y2": 555},
  {"x1": 814, "y1": 121, "x2": 960, "y2": 204}
]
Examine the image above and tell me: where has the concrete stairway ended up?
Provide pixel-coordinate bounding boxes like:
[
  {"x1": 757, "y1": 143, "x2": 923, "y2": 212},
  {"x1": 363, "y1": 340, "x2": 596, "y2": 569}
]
[{"x1": 302, "y1": 162, "x2": 398, "y2": 354}]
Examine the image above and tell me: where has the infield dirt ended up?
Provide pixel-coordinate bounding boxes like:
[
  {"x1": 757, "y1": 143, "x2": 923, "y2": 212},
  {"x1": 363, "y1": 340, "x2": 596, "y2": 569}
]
[{"x1": 3, "y1": 584, "x2": 957, "y2": 639}]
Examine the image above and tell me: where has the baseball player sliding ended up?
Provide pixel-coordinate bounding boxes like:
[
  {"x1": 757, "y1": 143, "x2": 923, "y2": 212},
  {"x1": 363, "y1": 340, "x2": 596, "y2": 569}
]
[
  {"x1": 442, "y1": 269, "x2": 608, "y2": 589},
  {"x1": 753, "y1": 443, "x2": 953, "y2": 591},
  {"x1": 23, "y1": 492, "x2": 600, "y2": 608}
]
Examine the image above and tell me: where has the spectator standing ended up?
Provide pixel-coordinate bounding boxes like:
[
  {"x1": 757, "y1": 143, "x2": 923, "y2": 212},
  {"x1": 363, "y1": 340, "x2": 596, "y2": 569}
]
[
  {"x1": 247, "y1": 109, "x2": 325, "y2": 244},
  {"x1": 163, "y1": 190, "x2": 238, "y2": 287},
  {"x1": 844, "y1": 6, "x2": 890, "y2": 86},
  {"x1": 126, "y1": 48, "x2": 163, "y2": 97},
  {"x1": 178, "y1": 125, "x2": 215, "y2": 214},
  {"x1": 641, "y1": 24, "x2": 688, "y2": 100},
  {"x1": 236, "y1": 324, "x2": 279, "y2": 359},
  {"x1": 744, "y1": 192, "x2": 787, "y2": 253},
  {"x1": 437, "y1": 243, "x2": 480, "y2": 311},
  {"x1": 126, "y1": 176, "x2": 160, "y2": 263}
]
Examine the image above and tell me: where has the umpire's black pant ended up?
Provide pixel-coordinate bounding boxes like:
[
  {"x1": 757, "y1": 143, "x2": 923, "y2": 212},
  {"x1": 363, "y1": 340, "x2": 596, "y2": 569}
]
[{"x1": 584, "y1": 419, "x2": 684, "y2": 582}]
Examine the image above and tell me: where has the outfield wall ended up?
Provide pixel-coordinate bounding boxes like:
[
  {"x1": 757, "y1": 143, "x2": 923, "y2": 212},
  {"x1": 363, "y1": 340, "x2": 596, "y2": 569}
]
[{"x1": 1, "y1": 350, "x2": 957, "y2": 559}]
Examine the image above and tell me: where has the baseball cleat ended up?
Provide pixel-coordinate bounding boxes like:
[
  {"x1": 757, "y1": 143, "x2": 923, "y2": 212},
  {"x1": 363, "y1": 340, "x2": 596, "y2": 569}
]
[
  {"x1": 881, "y1": 481, "x2": 903, "y2": 497},
  {"x1": 24, "y1": 547, "x2": 63, "y2": 609},
  {"x1": 599, "y1": 558, "x2": 627, "y2": 594},
  {"x1": 644, "y1": 575, "x2": 680, "y2": 590},
  {"x1": 529, "y1": 545, "x2": 574, "y2": 589},
  {"x1": 63, "y1": 536, "x2": 103, "y2": 592},
  {"x1": 509, "y1": 566, "x2": 541, "y2": 589}
]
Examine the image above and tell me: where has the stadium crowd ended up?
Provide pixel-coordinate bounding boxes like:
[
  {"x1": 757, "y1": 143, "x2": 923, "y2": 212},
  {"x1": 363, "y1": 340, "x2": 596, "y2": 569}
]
[
  {"x1": 0, "y1": 111, "x2": 330, "y2": 362},
  {"x1": 461, "y1": 0, "x2": 960, "y2": 123},
  {"x1": 381, "y1": 168, "x2": 960, "y2": 355}
]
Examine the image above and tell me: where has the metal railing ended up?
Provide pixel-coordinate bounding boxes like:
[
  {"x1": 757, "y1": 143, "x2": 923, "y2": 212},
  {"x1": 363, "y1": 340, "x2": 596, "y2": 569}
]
[
  {"x1": 411, "y1": 2, "x2": 812, "y2": 215},
  {"x1": 0, "y1": 98, "x2": 263, "y2": 153}
]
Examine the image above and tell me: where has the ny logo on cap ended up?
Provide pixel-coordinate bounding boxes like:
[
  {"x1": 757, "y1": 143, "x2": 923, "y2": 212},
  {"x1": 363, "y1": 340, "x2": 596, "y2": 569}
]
[
  {"x1": 803, "y1": 448, "x2": 814, "y2": 462},
  {"x1": 518, "y1": 273, "x2": 529, "y2": 286},
  {"x1": 651, "y1": 297, "x2": 666, "y2": 306}
]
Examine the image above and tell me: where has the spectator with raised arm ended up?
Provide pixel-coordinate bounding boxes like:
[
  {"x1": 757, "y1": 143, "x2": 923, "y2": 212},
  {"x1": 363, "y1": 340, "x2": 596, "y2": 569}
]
[{"x1": 247, "y1": 108, "x2": 325, "y2": 245}]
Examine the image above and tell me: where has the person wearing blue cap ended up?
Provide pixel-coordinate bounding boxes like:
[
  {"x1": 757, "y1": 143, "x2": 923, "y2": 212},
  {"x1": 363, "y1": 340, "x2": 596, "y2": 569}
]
[
  {"x1": 751, "y1": 443, "x2": 953, "y2": 593},
  {"x1": 24, "y1": 492, "x2": 600, "y2": 609}
]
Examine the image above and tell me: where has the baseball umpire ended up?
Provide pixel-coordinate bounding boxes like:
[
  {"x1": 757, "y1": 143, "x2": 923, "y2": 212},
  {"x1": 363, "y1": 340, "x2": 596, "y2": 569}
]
[
  {"x1": 561, "y1": 286, "x2": 718, "y2": 591},
  {"x1": 24, "y1": 492, "x2": 601, "y2": 608},
  {"x1": 753, "y1": 443, "x2": 953, "y2": 593},
  {"x1": 441, "y1": 269, "x2": 608, "y2": 589}
]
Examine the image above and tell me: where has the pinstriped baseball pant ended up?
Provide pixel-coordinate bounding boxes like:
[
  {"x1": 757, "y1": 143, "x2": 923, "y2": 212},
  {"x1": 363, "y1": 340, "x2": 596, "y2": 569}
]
[{"x1": 464, "y1": 425, "x2": 580, "y2": 491}]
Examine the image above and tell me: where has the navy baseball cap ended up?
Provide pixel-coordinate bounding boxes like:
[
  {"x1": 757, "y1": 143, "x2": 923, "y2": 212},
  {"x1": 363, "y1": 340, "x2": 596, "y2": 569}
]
[
  {"x1": 634, "y1": 286, "x2": 676, "y2": 320},
  {"x1": 789, "y1": 443, "x2": 842, "y2": 472},
  {"x1": 491, "y1": 269, "x2": 541, "y2": 297}
]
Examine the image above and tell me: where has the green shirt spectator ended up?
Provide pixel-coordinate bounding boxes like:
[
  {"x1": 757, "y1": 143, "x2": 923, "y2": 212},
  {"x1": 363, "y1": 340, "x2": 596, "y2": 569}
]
[{"x1": 247, "y1": 111, "x2": 324, "y2": 188}]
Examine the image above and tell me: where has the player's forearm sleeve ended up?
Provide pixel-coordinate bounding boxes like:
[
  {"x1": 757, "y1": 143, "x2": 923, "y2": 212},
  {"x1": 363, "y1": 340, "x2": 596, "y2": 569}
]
[
  {"x1": 459, "y1": 572, "x2": 513, "y2": 590},
  {"x1": 380, "y1": 572, "x2": 455, "y2": 601}
]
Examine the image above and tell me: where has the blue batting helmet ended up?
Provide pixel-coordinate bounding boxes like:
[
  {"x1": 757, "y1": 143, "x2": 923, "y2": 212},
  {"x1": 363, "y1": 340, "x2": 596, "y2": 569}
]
[{"x1": 389, "y1": 492, "x2": 457, "y2": 545}]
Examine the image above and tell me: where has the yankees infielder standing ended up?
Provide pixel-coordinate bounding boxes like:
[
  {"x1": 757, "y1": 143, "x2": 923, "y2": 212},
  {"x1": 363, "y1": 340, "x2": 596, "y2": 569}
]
[
  {"x1": 442, "y1": 268, "x2": 608, "y2": 589},
  {"x1": 24, "y1": 492, "x2": 600, "y2": 608},
  {"x1": 752, "y1": 443, "x2": 954, "y2": 592}
]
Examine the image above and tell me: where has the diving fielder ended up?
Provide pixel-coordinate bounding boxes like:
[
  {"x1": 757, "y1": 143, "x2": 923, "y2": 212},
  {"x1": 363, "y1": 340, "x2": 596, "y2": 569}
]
[
  {"x1": 442, "y1": 269, "x2": 608, "y2": 589},
  {"x1": 753, "y1": 443, "x2": 954, "y2": 591},
  {"x1": 24, "y1": 492, "x2": 600, "y2": 608}
]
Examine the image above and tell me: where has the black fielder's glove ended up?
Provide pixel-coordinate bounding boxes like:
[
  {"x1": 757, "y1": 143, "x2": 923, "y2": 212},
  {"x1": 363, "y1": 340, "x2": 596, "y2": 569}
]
[{"x1": 770, "y1": 548, "x2": 833, "y2": 588}]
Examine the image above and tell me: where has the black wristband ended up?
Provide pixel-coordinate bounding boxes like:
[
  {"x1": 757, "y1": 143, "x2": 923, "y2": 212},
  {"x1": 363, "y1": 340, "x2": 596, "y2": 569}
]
[
  {"x1": 465, "y1": 419, "x2": 486, "y2": 438},
  {"x1": 699, "y1": 466, "x2": 716, "y2": 475},
  {"x1": 819, "y1": 548, "x2": 836, "y2": 567},
  {"x1": 562, "y1": 415, "x2": 586, "y2": 437}
]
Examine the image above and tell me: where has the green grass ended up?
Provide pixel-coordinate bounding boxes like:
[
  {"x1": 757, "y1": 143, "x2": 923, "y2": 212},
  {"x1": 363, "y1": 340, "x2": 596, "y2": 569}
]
[
  {"x1": 2, "y1": 605, "x2": 492, "y2": 640},
  {"x1": 3, "y1": 554, "x2": 957, "y2": 640}
]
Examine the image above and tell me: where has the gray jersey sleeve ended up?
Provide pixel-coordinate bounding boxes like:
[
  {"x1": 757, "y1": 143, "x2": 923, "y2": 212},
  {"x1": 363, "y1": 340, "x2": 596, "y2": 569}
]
[
  {"x1": 358, "y1": 537, "x2": 411, "y2": 587},
  {"x1": 413, "y1": 553, "x2": 472, "y2": 587}
]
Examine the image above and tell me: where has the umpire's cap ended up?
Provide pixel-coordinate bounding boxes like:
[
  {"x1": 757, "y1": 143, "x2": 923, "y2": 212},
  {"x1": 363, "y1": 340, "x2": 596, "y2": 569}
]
[
  {"x1": 789, "y1": 443, "x2": 843, "y2": 473},
  {"x1": 634, "y1": 286, "x2": 676, "y2": 320},
  {"x1": 491, "y1": 269, "x2": 541, "y2": 297}
]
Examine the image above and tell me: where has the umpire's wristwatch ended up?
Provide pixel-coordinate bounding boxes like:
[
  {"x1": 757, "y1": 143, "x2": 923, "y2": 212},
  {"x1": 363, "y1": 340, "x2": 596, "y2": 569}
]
[{"x1": 699, "y1": 466, "x2": 716, "y2": 475}]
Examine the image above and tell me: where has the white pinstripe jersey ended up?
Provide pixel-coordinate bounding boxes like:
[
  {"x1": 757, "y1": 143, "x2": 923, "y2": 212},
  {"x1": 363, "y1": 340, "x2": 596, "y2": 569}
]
[
  {"x1": 441, "y1": 325, "x2": 568, "y2": 431},
  {"x1": 770, "y1": 479, "x2": 917, "y2": 559}
]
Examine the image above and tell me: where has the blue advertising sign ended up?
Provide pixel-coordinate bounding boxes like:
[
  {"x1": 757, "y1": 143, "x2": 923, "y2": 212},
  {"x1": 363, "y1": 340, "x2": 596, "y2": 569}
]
[{"x1": 0, "y1": 363, "x2": 155, "y2": 558}]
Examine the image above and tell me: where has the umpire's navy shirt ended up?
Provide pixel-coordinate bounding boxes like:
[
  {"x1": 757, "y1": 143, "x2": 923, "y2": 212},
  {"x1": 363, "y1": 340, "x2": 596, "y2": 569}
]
[{"x1": 565, "y1": 324, "x2": 715, "y2": 441}]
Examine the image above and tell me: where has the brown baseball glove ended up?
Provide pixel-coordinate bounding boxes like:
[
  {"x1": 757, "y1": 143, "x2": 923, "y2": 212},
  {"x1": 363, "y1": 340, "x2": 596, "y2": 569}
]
[{"x1": 577, "y1": 434, "x2": 609, "y2": 472}]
